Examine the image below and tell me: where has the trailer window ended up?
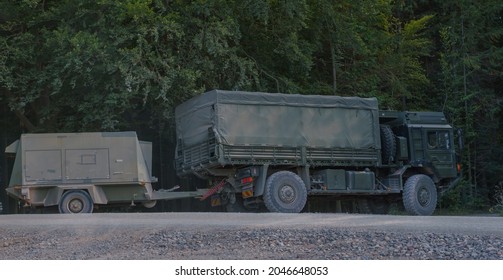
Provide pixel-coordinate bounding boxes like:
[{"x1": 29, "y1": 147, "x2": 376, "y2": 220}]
[{"x1": 427, "y1": 131, "x2": 450, "y2": 150}]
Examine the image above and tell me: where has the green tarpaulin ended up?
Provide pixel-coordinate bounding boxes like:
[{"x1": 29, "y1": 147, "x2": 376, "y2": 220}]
[{"x1": 175, "y1": 90, "x2": 380, "y2": 150}]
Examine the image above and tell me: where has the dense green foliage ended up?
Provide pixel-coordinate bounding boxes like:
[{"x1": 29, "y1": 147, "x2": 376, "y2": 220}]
[{"x1": 1, "y1": 0, "x2": 502, "y2": 212}]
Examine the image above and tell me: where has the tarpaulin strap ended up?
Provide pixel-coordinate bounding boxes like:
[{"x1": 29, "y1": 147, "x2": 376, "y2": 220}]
[{"x1": 200, "y1": 180, "x2": 226, "y2": 201}]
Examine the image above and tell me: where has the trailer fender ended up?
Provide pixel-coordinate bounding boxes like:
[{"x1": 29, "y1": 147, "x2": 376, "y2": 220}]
[
  {"x1": 85, "y1": 185, "x2": 108, "y2": 204},
  {"x1": 43, "y1": 187, "x2": 65, "y2": 207},
  {"x1": 43, "y1": 185, "x2": 108, "y2": 207}
]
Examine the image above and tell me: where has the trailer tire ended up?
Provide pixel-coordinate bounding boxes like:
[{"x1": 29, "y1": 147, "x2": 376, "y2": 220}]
[
  {"x1": 142, "y1": 200, "x2": 157, "y2": 209},
  {"x1": 263, "y1": 171, "x2": 307, "y2": 213},
  {"x1": 58, "y1": 190, "x2": 94, "y2": 214},
  {"x1": 403, "y1": 175, "x2": 437, "y2": 216},
  {"x1": 380, "y1": 125, "x2": 396, "y2": 164}
]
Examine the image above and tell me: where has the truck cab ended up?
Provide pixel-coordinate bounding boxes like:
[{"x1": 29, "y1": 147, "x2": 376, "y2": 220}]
[
  {"x1": 373, "y1": 110, "x2": 462, "y2": 215},
  {"x1": 379, "y1": 111, "x2": 460, "y2": 186}
]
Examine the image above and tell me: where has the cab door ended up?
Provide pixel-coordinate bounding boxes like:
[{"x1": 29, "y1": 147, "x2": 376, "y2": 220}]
[{"x1": 425, "y1": 129, "x2": 457, "y2": 178}]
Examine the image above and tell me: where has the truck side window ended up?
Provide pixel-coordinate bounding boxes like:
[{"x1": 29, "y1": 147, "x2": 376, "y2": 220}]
[
  {"x1": 428, "y1": 131, "x2": 450, "y2": 150},
  {"x1": 428, "y1": 132, "x2": 438, "y2": 149}
]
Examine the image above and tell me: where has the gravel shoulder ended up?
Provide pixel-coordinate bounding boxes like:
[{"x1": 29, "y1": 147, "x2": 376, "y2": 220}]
[{"x1": 0, "y1": 213, "x2": 502, "y2": 260}]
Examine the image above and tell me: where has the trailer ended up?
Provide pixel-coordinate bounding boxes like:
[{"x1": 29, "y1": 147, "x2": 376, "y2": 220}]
[
  {"x1": 5, "y1": 131, "x2": 204, "y2": 213},
  {"x1": 175, "y1": 90, "x2": 462, "y2": 215}
]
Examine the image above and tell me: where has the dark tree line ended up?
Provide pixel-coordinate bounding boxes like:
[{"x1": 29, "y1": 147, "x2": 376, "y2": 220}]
[{"x1": 1, "y1": 0, "x2": 502, "y2": 212}]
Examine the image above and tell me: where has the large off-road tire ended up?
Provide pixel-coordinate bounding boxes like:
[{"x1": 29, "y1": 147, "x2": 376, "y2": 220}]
[
  {"x1": 402, "y1": 175, "x2": 437, "y2": 216},
  {"x1": 380, "y1": 125, "x2": 396, "y2": 164},
  {"x1": 263, "y1": 171, "x2": 307, "y2": 213},
  {"x1": 58, "y1": 190, "x2": 94, "y2": 214},
  {"x1": 357, "y1": 198, "x2": 391, "y2": 214}
]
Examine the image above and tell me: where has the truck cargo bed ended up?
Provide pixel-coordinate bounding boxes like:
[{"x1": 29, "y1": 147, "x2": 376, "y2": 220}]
[{"x1": 175, "y1": 90, "x2": 381, "y2": 176}]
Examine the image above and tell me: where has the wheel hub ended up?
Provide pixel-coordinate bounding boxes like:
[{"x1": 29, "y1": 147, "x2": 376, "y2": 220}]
[
  {"x1": 278, "y1": 185, "x2": 296, "y2": 203},
  {"x1": 418, "y1": 187, "x2": 430, "y2": 207},
  {"x1": 68, "y1": 198, "x2": 84, "y2": 213}
]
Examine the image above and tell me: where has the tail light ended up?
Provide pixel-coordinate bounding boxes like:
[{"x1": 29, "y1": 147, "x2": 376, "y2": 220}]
[{"x1": 241, "y1": 177, "x2": 253, "y2": 185}]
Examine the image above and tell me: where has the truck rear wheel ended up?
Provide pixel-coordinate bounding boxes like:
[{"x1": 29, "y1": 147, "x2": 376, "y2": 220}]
[
  {"x1": 263, "y1": 171, "x2": 307, "y2": 213},
  {"x1": 58, "y1": 190, "x2": 93, "y2": 214},
  {"x1": 403, "y1": 175, "x2": 437, "y2": 216}
]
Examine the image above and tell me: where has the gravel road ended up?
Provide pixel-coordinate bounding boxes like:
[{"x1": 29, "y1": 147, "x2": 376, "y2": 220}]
[{"x1": 0, "y1": 213, "x2": 502, "y2": 260}]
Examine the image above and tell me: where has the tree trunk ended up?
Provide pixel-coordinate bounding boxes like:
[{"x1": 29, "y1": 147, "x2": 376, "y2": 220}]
[
  {"x1": 461, "y1": 16, "x2": 474, "y2": 197},
  {"x1": 330, "y1": 41, "x2": 337, "y2": 95},
  {"x1": 14, "y1": 110, "x2": 36, "y2": 132}
]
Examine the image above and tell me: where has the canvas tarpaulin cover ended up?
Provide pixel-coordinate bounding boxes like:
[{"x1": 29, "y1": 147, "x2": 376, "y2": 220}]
[{"x1": 175, "y1": 90, "x2": 380, "y2": 150}]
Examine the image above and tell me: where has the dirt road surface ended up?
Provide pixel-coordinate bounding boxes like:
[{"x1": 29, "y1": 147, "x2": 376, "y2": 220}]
[{"x1": 0, "y1": 213, "x2": 502, "y2": 259}]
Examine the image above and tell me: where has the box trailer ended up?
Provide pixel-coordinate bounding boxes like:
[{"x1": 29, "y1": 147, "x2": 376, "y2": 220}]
[{"x1": 5, "y1": 132, "x2": 203, "y2": 213}]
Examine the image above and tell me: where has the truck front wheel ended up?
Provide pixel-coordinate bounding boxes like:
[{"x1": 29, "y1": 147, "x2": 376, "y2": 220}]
[
  {"x1": 403, "y1": 175, "x2": 437, "y2": 216},
  {"x1": 263, "y1": 171, "x2": 307, "y2": 213},
  {"x1": 58, "y1": 190, "x2": 94, "y2": 214}
]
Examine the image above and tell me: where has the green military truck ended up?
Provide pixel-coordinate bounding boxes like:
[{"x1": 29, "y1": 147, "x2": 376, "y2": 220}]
[
  {"x1": 175, "y1": 90, "x2": 462, "y2": 215},
  {"x1": 4, "y1": 132, "x2": 204, "y2": 213}
]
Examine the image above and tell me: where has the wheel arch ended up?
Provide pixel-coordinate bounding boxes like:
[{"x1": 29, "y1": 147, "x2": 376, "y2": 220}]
[
  {"x1": 44, "y1": 185, "x2": 108, "y2": 207},
  {"x1": 403, "y1": 167, "x2": 440, "y2": 185},
  {"x1": 254, "y1": 165, "x2": 310, "y2": 197}
]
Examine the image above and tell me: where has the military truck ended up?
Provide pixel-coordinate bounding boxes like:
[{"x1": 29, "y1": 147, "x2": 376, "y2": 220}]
[
  {"x1": 5, "y1": 132, "x2": 204, "y2": 213},
  {"x1": 175, "y1": 90, "x2": 462, "y2": 215}
]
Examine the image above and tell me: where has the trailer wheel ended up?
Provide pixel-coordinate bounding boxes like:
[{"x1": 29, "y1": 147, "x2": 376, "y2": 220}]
[
  {"x1": 142, "y1": 200, "x2": 157, "y2": 209},
  {"x1": 403, "y1": 175, "x2": 437, "y2": 216},
  {"x1": 263, "y1": 171, "x2": 307, "y2": 213},
  {"x1": 380, "y1": 125, "x2": 396, "y2": 164},
  {"x1": 58, "y1": 190, "x2": 94, "y2": 214}
]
